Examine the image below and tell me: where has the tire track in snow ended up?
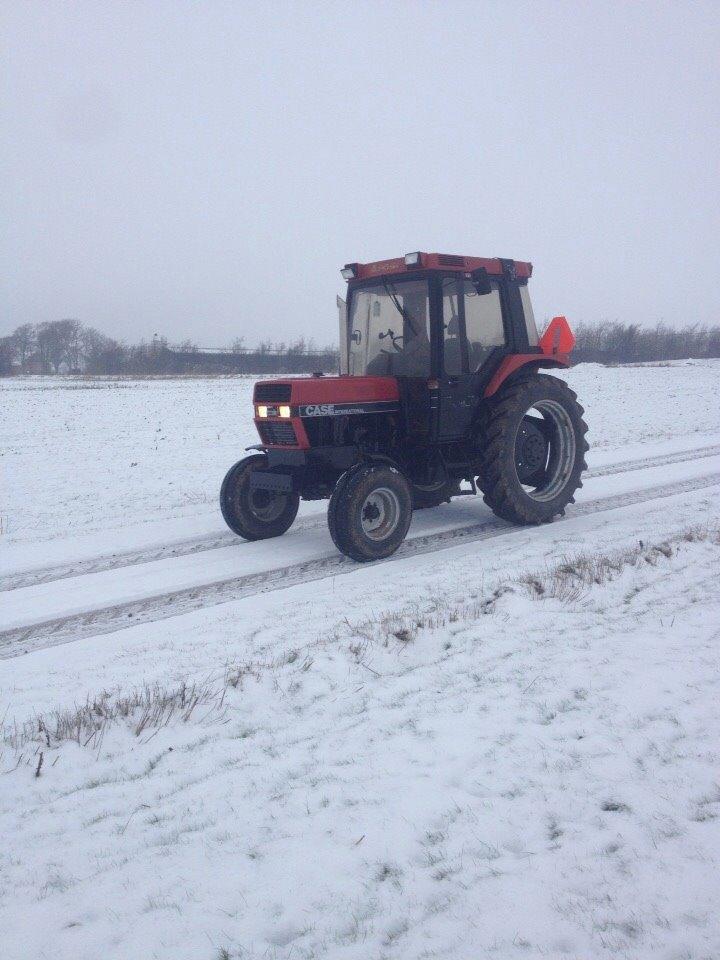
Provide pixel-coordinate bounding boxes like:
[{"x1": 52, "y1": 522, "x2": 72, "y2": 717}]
[
  {"x1": 4, "y1": 442, "x2": 720, "y2": 592},
  {"x1": 1, "y1": 471, "x2": 718, "y2": 659}
]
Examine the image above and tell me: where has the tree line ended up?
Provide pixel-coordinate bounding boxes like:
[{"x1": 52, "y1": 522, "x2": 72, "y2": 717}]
[
  {"x1": 0, "y1": 321, "x2": 338, "y2": 375},
  {"x1": 571, "y1": 321, "x2": 720, "y2": 365},
  {"x1": 1, "y1": 318, "x2": 718, "y2": 376}
]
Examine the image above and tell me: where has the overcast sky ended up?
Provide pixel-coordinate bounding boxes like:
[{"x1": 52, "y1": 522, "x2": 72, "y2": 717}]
[{"x1": 2, "y1": 1, "x2": 719, "y2": 347}]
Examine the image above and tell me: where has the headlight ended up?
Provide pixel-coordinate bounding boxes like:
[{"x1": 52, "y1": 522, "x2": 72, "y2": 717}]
[
  {"x1": 278, "y1": 405, "x2": 291, "y2": 418},
  {"x1": 404, "y1": 251, "x2": 421, "y2": 267},
  {"x1": 257, "y1": 405, "x2": 268, "y2": 418}
]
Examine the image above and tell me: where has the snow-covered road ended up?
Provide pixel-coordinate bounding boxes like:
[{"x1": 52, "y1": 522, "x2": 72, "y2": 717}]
[
  {"x1": 3, "y1": 443, "x2": 719, "y2": 654},
  {"x1": 5, "y1": 437, "x2": 720, "y2": 592}
]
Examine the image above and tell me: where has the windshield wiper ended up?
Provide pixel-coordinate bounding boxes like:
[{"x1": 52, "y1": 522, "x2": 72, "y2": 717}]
[{"x1": 383, "y1": 282, "x2": 418, "y2": 336}]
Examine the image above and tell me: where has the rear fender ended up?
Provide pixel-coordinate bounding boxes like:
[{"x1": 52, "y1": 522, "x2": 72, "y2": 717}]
[{"x1": 484, "y1": 316, "x2": 574, "y2": 398}]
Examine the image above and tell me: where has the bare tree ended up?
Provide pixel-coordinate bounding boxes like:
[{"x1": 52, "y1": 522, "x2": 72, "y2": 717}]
[
  {"x1": 36, "y1": 323, "x2": 58, "y2": 373},
  {"x1": 10, "y1": 323, "x2": 35, "y2": 369},
  {"x1": 0, "y1": 335, "x2": 16, "y2": 374},
  {"x1": 81, "y1": 327, "x2": 125, "y2": 374},
  {"x1": 35, "y1": 319, "x2": 82, "y2": 373},
  {"x1": 62, "y1": 319, "x2": 85, "y2": 371},
  {"x1": 286, "y1": 337, "x2": 306, "y2": 355}
]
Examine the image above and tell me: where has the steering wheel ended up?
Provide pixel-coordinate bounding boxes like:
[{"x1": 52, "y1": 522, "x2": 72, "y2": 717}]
[{"x1": 379, "y1": 329, "x2": 404, "y2": 352}]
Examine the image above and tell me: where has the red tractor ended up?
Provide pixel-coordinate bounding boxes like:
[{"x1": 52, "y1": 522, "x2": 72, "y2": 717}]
[{"x1": 220, "y1": 253, "x2": 588, "y2": 562}]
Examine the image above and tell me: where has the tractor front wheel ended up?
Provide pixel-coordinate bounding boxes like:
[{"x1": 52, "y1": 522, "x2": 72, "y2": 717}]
[
  {"x1": 220, "y1": 454, "x2": 299, "y2": 541},
  {"x1": 328, "y1": 464, "x2": 413, "y2": 562},
  {"x1": 478, "y1": 373, "x2": 588, "y2": 525}
]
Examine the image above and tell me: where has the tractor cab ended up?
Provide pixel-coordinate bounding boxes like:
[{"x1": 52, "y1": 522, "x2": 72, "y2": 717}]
[{"x1": 338, "y1": 253, "x2": 546, "y2": 441}]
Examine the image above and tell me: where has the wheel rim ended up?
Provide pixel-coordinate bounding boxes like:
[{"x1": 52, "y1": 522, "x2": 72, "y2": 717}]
[
  {"x1": 247, "y1": 488, "x2": 287, "y2": 522},
  {"x1": 514, "y1": 400, "x2": 576, "y2": 502},
  {"x1": 360, "y1": 487, "x2": 401, "y2": 541}
]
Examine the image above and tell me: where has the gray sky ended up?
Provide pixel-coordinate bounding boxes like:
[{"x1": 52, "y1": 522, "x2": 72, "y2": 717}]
[{"x1": 2, "y1": 0, "x2": 719, "y2": 347}]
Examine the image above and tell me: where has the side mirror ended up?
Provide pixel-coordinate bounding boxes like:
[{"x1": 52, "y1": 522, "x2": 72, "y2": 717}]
[{"x1": 470, "y1": 267, "x2": 493, "y2": 296}]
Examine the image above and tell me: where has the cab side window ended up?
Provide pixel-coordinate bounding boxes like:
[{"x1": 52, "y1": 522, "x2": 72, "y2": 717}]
[
  {"x1": 441, "y1": 279, "x2": 464, "y2": 375},
  {"x1": 519, "y1": 283, "x2": 539, "y2": 346},
  {"x1": 442, "y1": 279, "x2": 505, "y2": 375},
  {"x1": 463, "y1": 281, "x2": 505, "y2": 370}
]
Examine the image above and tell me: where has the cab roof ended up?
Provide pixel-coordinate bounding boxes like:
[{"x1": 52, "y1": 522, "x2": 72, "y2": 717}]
[{"x1": 344, "y1": 252, "x2": 532, "y2": 282}]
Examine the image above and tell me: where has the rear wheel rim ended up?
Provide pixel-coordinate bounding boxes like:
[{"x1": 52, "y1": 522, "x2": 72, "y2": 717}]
[
  {"x1": 514, "y1": 399, "x2": 576, "y2": 502},
  {"x1": 360, "y1": 487, "x2": 401, "y2": 541}
]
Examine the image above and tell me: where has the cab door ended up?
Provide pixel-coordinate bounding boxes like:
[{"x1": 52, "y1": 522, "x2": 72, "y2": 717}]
[{"x1": 438, "y1": 277, "x2": 506, "y2": 439}]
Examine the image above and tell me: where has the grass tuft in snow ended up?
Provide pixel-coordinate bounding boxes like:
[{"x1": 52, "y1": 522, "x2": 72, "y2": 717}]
[
  {"x1": 342, "y1": 524, "x2": 719, "y2": 653},
  {"x1": 3, "y1": 678, "x2": 223, "y2": 759}
]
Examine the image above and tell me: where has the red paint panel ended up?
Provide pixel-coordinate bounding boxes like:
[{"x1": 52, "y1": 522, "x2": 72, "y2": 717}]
[
  {"x1": 484, "y1": 353, "x2": 570, "y2": 397},
  {"x1": 485, "y1": 356, "x2": 540, "y2": 397},
  {"x1": 485, "y1": 317, "x2": 576, "y2": 396},
  {"x1": 253, "y1": 376, "x2": 400, "y2": 448},
  {"x1": 255, "y1": 375, "x2": 400, "y2": 405},
  {"x1": 421, "y1": 254, "x2": 532, "y2": 279},
  {"x1": 352, "y1": 253, "x2": 532, "y2": 281},
  {"x1": 354, "y1": 257, "x2": 408, "y2": 279}
]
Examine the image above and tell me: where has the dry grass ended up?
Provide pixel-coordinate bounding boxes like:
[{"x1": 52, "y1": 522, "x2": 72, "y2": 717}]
[
  {"x1": 1, "y1": 648, "x2": 306, "y2": 765},
  {"x1": 4, "y1": 679, "x2": 222, "y2": 760},
  {"x1": 342, "y1": 524, "x2": 719, "y2": 652}
]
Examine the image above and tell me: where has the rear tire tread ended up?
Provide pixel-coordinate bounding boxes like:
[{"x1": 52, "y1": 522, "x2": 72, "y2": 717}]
[{"x1": 477, "y1": 373, "x2": 589, "y2": 526}]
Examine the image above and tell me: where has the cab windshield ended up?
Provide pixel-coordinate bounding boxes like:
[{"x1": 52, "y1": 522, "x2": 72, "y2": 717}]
[{"x1": 347, "y1": 279, "x2": 430, "y2": 377}]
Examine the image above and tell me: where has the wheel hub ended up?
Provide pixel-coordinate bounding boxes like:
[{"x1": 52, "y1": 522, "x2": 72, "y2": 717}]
[
  {"x1": 360, "y1": 487, "x2": 401, "y2": 541},
  {"x1": 515, "y1": 419, "x2": 548, "y2": 482},
  {"x1": 249, "y1": 488, "x2": 286, "y2": 522}
]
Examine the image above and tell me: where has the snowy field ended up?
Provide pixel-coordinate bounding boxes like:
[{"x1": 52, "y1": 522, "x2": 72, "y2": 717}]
[{"x1": 1, "y1": 361, "x2": 720, "y2": 960}]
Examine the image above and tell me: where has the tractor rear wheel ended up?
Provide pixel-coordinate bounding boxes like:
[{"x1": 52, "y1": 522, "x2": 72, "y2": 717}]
[
  {"x1": 220, "y1": 454, "x2": 299, "y2": 541},
  {"x1": 328, "y1": 464, "x2": 413, "y2": 562},
  {"x1": 478, "y1": 373, "x2": 588, "y2": 525}
]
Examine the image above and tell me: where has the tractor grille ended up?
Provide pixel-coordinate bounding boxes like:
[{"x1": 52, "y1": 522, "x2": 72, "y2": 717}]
[
  {"x1": 257, "y1": 420, "x2": 298, "y2": 446},
  {"x1": 254, "y1": 383, "x2": 292, "y2": 402},
  {"x1": 438, "y1": 254, "x2": 465, "y2": 267}
]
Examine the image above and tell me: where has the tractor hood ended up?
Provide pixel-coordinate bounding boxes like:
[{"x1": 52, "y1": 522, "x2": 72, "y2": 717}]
[
  {"x1": 253, "y1": 375, "x2": 400, "y2": 409},
  {"x1": 252, "y1": 375, "x2": 401, "y2": 450}
]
